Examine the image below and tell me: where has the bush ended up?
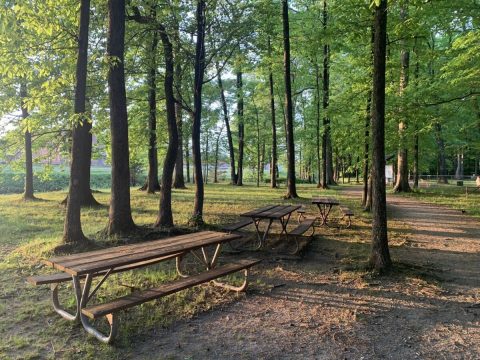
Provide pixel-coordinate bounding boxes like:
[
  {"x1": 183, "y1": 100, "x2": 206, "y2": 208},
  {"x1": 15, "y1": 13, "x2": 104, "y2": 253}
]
[{"x1": 0, "y1": 170, "x2": 111, "y2": 194}]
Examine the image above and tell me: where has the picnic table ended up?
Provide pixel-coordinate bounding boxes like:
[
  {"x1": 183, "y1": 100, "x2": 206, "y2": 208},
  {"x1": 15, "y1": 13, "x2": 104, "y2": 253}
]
[
  {"x1": 240, "y1": 204, "x2": 301, "y2": 249},
  {"x1": 30, "y1": 231, "x2": 260, "y2": 343},
  {"x1": 312, "y1": 197, "x2": 340, "y2": 226}
]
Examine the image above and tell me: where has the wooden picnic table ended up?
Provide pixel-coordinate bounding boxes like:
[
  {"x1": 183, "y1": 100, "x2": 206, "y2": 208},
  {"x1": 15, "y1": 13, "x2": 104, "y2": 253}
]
[
  {"x1": 240, "y1": 204, "x2": 301, "y2": 249},
  {"x1": 312, "y1": 197, "x2": 340, "y2": 226},
  {"x1": 38, "y1": 231, "x2": 259, "y2": 343}
]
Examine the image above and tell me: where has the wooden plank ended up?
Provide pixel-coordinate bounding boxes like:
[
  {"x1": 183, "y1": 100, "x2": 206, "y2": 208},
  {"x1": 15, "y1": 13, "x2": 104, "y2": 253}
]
[
  {"x1": 267, "y1": 205, "x2": 301, "y2": 219},
  {"x1": 28, "y1": 253, "x2": 181, "y2": 286},
  {"x1": 289, "y1": 219, "x2": 315, "y2": 236},
  {"x1": 45, "y1": 231, "x2": 223, "y2": 271},
  {"x1": 46, "y1": 231, "x2": 217, "y2": 266},
  {"x1": 248, "y1": 205, "x2": 290, "y2": 219},
  {"x1": 54, "y1": 232, "x2": 242, "y2": 276},
  {"x1": 240, "y1": 205, "x2": 278, "y2": 218},
  {"x1": 82, "y1": 258, "x2": 261, "y2": 319},
  {"x1": 221, "y1": 217, "x2": 253, "y2": 232}
]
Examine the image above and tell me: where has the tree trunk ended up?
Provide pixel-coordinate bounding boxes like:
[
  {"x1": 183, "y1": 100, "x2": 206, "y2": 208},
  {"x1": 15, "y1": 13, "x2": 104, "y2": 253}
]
[
  {"x1": 190, "y1": 0, "x2": 206, "y2": 226},
  {"x1": 20, "y1": 83, "x2": 35, "y2": 201},
  {"x1": 63, "y1": 0, "x2": 91, "y2": 244},
  {"x1": 455, "y1": 152, "x2": 464, "y2": 180},
  {"x1": 268, "y1": 37, "x2": 278, "y2": 189},
  {"x1": 413, "y1": 131, "x2": 419, "y2": 188},
  {"x1": 217, "y1": 63, "x2": 236, "y2": 184},
  {"x1": 315, "y1": 62, "x2": 323, "y2": 189},
  {"x1": 186, "y1": 138, "x2": 191, "y2": 183},
  {"x1": 142, "y1": 30, "x2": 161, "y2": 193},
  {"x1": 327, "y1": 137, "x2": 336, "y2": 185},
  {"x1": 173, "y1": 26, "x2": 186, "y2": 189},
  {"x1": 236, "y1": 70, "x2": 244, "y2": 186},
  {"x1": 370, "y1": 0, "x2": 392, "y2": 271},
  {"x1": 255, "y1": 101, "x2": 261, "y2": 187},
  {"x1": 204, "y1": 130, "x2": 209, "y2": 184},
  {"x1": 214, "y1": 129, "x2": 222, "y2": 183},
  {"x1": 155, "y1": 25, "x2": 178, "y2": 228},
  {"x1": 106, "y1": 0, "x2": 136, "y2": 235},
  {"x1": 393, "y1": 0, "x2": 411, "y2": 193},
  {"x1": 435, "y1": 122, "x2": 448, "y2": 184},
  {"x1": 282, "y1": 0, "x2": 298, "y2": 198}
]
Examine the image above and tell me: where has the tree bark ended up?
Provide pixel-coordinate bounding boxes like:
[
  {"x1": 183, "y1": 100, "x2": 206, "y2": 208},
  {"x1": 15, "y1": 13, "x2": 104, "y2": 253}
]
[
  {"x1": 173, "y1": 26, "x2": 186, "y2": 189},
  {"x1": 393, "y1": 0, "x2": 411, "y2": 193},
  {"x1": 142, "y1": 30, "x2": 161, "y2": 193},
  {"x1": 20, "y1": 83, "x2": 35, "y2": 201},
  {"x1": 315, "y1": 61, "x2": 322, "y2": 188},
  {"x1": 282, "y1": 0, "x2": 298, "y2": 198},
  {"x1": 214, "y1": 129, "x2": 222, "y2": 183},
  {"x1": 155, "y1": 24, "x2": 178, "y2": 228},
  {"x1": 435, "y1": 122, "x2": 448, "y2": 183},
  {"x1": 268, "y1": 37, "x2": 277, "y2": 189},
  {"x1": 236, "y1": 70, "x2": 244, "y2": 186},
  {"x1": 106, "y1": 0, "x2": 136, "y2": 235},
  {"x1": 362, "y1": 94, "x2": 371, "y2": 206},
  {"x1": 63, "y1": 0, "x2": 92, "y2": 244},
  {"x1": 217, "y1": 63, "x2": 236, "y2": 184},
  {"x1": 186, "y1": 138, "x2": 190, "y2": 183},
  {"x1": 370, "y1": 0, "x2": 392, "y2": 271},
  {"x1": 190, "y1": 0, "x2": 206, "y2": 226}
]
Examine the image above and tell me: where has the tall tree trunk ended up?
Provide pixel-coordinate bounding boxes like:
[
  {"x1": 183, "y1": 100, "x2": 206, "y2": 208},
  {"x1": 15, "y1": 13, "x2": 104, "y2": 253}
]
[
  {"x1": 142, "y1": 30, "x2": 161, "y2": 193},
  {"x1": 63, "y1": 0, "x2": 92, "y2": 244},
  {"x1": 393, "y1": 0, "x2": 411, "y2": 192},
  {"x1": 236, "y1": 70, "x2": 244, "y2": 186},
  {"x1": 321, "y1": 0, "x2": 331, "y2": 189},
  {"x1": 435, "y1": 122, "x2": 448, "y2": 184},
  {"x1": 155, "y1": 25, "x2": 178, "y2": 228},
  {"x1": 370, "y1": 0, "x2": 391, "y2": 271},
  {"x1": 255, "y1": 100, "x2": 261, "y2": 187},
  {"x1": 173, "y1": 25, "x2": 186, "y2": 189},
  {"x1": 217, "y1": 63, "x2": 236, "y2": 184},
  {"x1": 315, "y1": 62, "x2": 323, "y2": 188},
  {"x1": 412, "y1": 36, "x2": 420, "y2": 189},
  {"x1": 186, "y1": 138, "x2": 191, "y2": 183},
  {"x1": 20, "y1": 83, "x2": 35, "y2": 201},
  {"x1": 204, "y1": 130, "x2": 209, "y2": 184},
  {"x1": 190, "y1": 0, "x2": 206, "y2": 226},
  {"x1": 214, "y1": 129, "x2": 222, "y2": 183},
  {"x1": 282, "y1": 0, "x2": 298, "y2": 198},
  {"x1": 268, "y1": 37, "x2": 277, "y2": 188},
  {"x1": 363, "y1": 27, "x2": 374, "y2": 206},
  {"x1": 260, "y1": 140, "x2": 265, "y2": 184},
  {"x1": 106, "y1": 0, "x2": 136, "y2": 235}
]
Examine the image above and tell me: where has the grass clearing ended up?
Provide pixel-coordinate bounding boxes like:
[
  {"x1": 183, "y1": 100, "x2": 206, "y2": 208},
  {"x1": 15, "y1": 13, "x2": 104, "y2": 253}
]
[{"x1": 1, "y1": 182, "x2": 475, "y2": 358}]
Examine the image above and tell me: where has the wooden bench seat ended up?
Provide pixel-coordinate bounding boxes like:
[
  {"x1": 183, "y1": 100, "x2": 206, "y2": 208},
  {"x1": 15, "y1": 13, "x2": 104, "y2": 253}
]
[
  {"x1": 296, "y1": 207, "x2": 307, "y2": 222},
  {"x1": 340, "y1": 206, "x2": 354, "y2": 228},
  {"x1": 82, "y1": 258, "x2": 261, "y2": 319},
  {"x1": 27, "y1": 253, "x2": 181, "y2": 286},
  {"x1": 221, "y1": 217, "x2": 253, "y2": 232},
  {"x1": 289, "y1": 218, "x2": 316, "y2": 236}
]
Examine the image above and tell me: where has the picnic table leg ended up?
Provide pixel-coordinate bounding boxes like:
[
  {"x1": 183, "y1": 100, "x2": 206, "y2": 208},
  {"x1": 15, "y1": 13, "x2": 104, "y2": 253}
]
[
  {"x1": 253, "y1": 218, "x2": 273, "y2": 249},
  {"x1": 74, "y1": 274, "x2": 118, "y2": 344},
  {"x1": 280, "y1": 213, "x2": 299, "y2": 254},
  {"x1": 51, "y1": 277, "x2": 82, "y2": 321}
]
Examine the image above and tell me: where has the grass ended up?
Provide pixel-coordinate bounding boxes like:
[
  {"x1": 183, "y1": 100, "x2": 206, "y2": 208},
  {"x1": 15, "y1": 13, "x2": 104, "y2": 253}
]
[
  {"x1": 1, "y1": 181, "x2": 475, "y2": 359},
  {"x1": 0, "y1": 182, "x2": 339, "y2": 359}
]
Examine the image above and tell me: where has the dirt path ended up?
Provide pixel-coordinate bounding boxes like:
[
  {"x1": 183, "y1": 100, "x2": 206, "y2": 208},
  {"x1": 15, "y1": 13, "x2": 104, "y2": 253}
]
[{"x1": 134, "y1": 187, "x2": 480, "y2": 359}]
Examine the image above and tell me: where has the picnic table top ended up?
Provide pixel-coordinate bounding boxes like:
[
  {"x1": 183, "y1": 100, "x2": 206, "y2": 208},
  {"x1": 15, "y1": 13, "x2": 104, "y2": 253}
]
[
  {"x1": 240, "y1": 204, "x2": 301, "y2": 219},
  {"x1": 311, "y1": 197, "x2": 340, "y2": 205},
  {"x1": 43, "y1": 231, "x2": 241, "y2": 276}
]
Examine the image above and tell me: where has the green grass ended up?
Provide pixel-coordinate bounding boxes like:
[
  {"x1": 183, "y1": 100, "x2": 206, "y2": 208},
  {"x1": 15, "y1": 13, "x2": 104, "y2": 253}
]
[
  {"x1": 2, "y1": 181, "x2": 474, "y2": 358},
  {"x1": 0, "y1": 182, "x2": 338, "y2": 359}
]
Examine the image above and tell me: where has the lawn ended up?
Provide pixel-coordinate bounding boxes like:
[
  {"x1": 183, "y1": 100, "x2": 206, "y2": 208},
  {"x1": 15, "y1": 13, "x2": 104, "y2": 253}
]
[
  {"x1": 1, "y1": 183, "x2": 360, "y2": 359},
  {"x1": 3, "y1": 182, "x2": 477, "y2": 359}
]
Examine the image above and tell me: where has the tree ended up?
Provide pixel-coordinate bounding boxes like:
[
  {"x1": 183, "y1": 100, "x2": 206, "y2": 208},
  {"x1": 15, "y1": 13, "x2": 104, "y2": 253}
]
[
  {"x1": 393, "y1": 0, "x2": 411, "y2": 193},
  {"x1": 190, "y1": 0, "x2": 206, "y2": 226},
  {"x1": 282, "y1": 0, "x2": 298, "y2": 199},
  {"x1": 63, "y1": 0, "x2": 92, "y2": 244},
  {"x1": 106, "y1": 0, "x2": 136, "y2": 235},
  {"x1": 19, "y1": 83, "x2": 35, "y2": 201},
  {"x1": 370, "y1": 0, "x2": 392, "y2": 271}
]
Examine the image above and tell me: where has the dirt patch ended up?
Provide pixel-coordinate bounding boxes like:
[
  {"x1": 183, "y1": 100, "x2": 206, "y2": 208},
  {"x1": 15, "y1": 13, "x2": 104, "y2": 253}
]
[{"x1": 130, "y1": 187, "x2": 480, "y2": 359}]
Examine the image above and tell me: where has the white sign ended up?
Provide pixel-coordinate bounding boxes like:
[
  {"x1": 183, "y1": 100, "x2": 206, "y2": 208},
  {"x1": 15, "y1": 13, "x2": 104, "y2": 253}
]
[{"x1": 385, "y1": 165, "x2": 393, "y2": 182}]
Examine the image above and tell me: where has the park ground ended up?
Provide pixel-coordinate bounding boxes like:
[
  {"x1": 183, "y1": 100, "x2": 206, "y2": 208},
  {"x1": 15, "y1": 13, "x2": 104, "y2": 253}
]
[{"x1": 0, "y1": 183, "x2": 479, "y2": 359}]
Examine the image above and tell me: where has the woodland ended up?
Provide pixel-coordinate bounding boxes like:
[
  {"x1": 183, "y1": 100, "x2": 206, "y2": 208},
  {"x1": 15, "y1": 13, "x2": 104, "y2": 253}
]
[
  {"x1": 0, "y1": 0, "x2": 478, "y2": 262},
  {"x1": 0, "y1": 0, "x2": 479, "y2": 357}
]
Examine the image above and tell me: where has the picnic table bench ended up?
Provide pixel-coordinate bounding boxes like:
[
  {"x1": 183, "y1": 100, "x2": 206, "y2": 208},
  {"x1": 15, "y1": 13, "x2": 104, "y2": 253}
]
[
  {"x1": 28, "y1": 231, "x2": 260, "y2": 343},
  {"x1": 339, "y1": 206, "x2": 354, "y2": 228}
]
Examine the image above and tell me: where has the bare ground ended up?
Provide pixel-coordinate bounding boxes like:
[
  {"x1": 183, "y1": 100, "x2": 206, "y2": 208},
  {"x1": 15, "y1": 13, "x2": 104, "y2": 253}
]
[{"x1": 133, "y1": 187, "x2": 480, "y2": 359}]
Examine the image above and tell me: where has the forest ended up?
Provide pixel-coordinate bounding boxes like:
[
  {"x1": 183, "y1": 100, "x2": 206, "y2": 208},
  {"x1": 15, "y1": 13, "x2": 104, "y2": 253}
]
[
  {"x1": 0, "y1": 0, "x2": 479, "y2": 356},
  {"x1": 1, "y1": 1, "x2": 478, "y2": 232}
]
